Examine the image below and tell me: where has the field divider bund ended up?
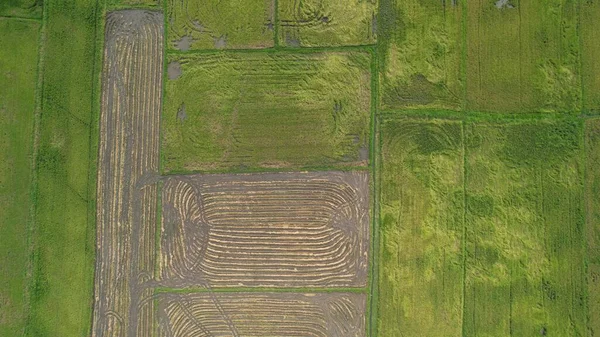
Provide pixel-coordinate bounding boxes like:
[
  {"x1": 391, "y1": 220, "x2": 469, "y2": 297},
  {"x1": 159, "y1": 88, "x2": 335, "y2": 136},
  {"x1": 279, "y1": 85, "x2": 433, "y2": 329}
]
[
  {"x1": 23, "y1": 1, "x2": 48, "y2": 333},
  {"x1": 379, "y1": 109, "x2": 591, "y2": 122},
  {"x1": 154, "y1": 287, "x2": 367, "y2": 294},
  {"x1": 165, "y1": 44, "x2": 376, "y2": 55},
  {"x1": 0, "y1": 15, "x2": 42, "y2": 22},
  {"x1": 160, "y1": 164, "x2": 370, "y2": 177}
]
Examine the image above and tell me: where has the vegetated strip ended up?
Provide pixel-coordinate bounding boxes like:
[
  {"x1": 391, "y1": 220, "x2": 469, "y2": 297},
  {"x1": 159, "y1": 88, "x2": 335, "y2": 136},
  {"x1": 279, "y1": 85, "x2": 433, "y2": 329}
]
[
  {"x1": 0, "y1": 18, "x2": 40, "y2": 337},
  {"x1": 161, "y1": 165, "x2": 370, "y2": 176},
  {"x1": 166, "y1": 44, "x2": 375, "y2": 54},
  {"x1": 377, "y1": 117, "x2": 465, "y2": 337},
  {"x1": 367, "y1": 47, "x2": 380, "y2": 337},
  {"x1": 463, "y1": 120, "x2": 587, "y2": 335},
  {"x1": 91, "y1": 10, "x2": 163, "y2": 337},
  {"x1": 581, "y1": 0, "x2": 600, "y2": 114},
  {"x1": 585, "y1": 119, "x2": 600, "y2": 335},
  {"x1": 27, "y1": 0, "x2": 104, "y2": 336}
]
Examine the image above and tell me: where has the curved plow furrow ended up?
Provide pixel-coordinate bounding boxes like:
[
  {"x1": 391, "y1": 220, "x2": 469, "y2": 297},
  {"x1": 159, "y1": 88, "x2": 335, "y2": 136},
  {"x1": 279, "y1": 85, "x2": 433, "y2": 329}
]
[
  {"x1": 157, "y1": 292, "x2": 366, "y2": 337},
  {"x1": 159, "y1": 171, "x2": 369, "y2": 287},
  {"x1": 92, "y1": 10, "x2": 163, "y2": 337}
]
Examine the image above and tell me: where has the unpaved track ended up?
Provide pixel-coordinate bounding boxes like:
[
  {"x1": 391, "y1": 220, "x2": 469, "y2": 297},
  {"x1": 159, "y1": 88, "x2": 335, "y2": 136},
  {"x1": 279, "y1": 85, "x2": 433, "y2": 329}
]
[
  {"x1": 156, "y1": 292, "x2": 366, "y2": 337},
  {"x1": 159, "y1": 171, "x2": 370, "y2": 288},
  {"x1": 92, "y1": 10, "x2": 163, "y2": 337}
]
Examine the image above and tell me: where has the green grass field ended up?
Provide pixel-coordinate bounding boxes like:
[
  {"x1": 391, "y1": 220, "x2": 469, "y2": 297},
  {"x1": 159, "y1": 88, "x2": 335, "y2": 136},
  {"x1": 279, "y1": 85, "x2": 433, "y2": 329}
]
[
  {"x1": 27, "y1": 0, "x2": 103, "y2": 336},
  {"x1": 582, "y1": 1, "x2": 600, "y2": 114},
  {"x1": 378, "y1": 118, "x2": 465, "y2": 336},
  {"x1": 162, "y1": 51, "x2": 372, "y2": 173},
  {"x1": 0, "y1": 18, "x2": 40, "y2": 337},
  {"x1": 277, "y1": 0, "x2": 377, "y2": 47},
  {"x1": 378, "y1": 0, "x2": 464, "y2": 111},
  {"x1": 466, "y1": 0, "x2": 580, "y2": 113},
  {"x1": 0, "y1": 0, "x2": 42, "y2": 19},
  {"x1": 378, "y1": 117, "x2": 589, "y2": 336},
  {"x1": 463, "y1": 119, "x2": 586, "y2": 336},
  {"x1": 167, "y1": 0, "x2": 274, "y2": 50},
  {"x1": 586, "y1": 119, "x2": 600, "y2": 336}
]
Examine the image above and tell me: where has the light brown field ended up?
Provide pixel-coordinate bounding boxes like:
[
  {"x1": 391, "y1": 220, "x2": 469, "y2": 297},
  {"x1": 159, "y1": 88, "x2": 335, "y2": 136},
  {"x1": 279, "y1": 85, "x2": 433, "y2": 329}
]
[
  {"x1": 156, "y1": 292, "x2": 366, "y2": 337},
  {"x1": 92, "y1": 10, "x2": 163, "y2": 337},
  {"x1": 159, "y1": 171, "x2": 370, "y2": 288}
]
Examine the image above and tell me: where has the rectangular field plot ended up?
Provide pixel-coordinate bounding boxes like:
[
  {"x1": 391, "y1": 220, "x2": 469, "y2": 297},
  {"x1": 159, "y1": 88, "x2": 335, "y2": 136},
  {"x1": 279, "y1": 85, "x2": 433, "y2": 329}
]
[
  {"x1": 277, "y1": 0, "x2": 377, "y2": 47},
  {"x1": 379, "y1": 0, "x2": 464, "y2": 110},
  {"x1": 167, "y1": 0, "x2": 274, "y2": 50},
  {"x1": 585, "y1": 119, "x2": 600, "y2": 335},
  {"x1": 92, "y1": 10, "x2": 163, "y2": 337},
  {"x1": 0, "y1": 18, "x2": 39, "y2": 336},
  {"x1": 463, "y1": 120, "x2": 586, "y2": 336},
  {"x1": 466, "y1": 0, "x2": 580, "y2": 113},
  {"x1": 582, "y1": 1, "x2": 600, "y2": 113},
  {"x1": 159, "y1": 171, "x2": 370, "y2": 288},
  {"x1": 162, "y1": 51, "x2": 371, "y2": 172},
  {"x1": 377, "y1": 118, "x2": 465, "y2": 336},
  {"x1": 157, "y1": 292, "x2": 366, "y2": 337}
]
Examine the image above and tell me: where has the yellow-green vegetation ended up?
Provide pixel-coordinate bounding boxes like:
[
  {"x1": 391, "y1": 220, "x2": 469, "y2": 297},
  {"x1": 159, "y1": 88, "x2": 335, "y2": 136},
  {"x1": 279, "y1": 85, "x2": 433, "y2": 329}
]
[
  {"x1": 167, "y1": 0, "x2": 274, "y2": 50},
  {"x1": 378, "y1": 0, "x2": 464, "y2": 111},
  {"x1": 0, "y1": 0, "x2": 42, "y2": 19},
  {"x1": 0, "y1": 18, "x2": 40, "y2": 336},
  {"x1": 162, "y1": 51, "x2": 371, "y2": 172},
  {"x1": 466, "y1": 0, "x2": 580, "y2": 113},
  {"x1": 107, "y1": 0, "x2": 158, "y2": 7},
  {"x1": 585, "y1": 119, "x2": 600, "y2": 336},
  {"x1": 464, "y1": 120, "x2": 586, "y2": 336},
  {"x1": 378, "y1": 118, "x2": 465, "y2": 336},
  {"x1": 582, "y1": 1, "x2": 600, "y2": 114},
  {"x1": 277, "y1": 0, "x2": 377, "y2": 47},
  {"x1": 28, "y1": 0, "x2": 103, "y2": 336}
]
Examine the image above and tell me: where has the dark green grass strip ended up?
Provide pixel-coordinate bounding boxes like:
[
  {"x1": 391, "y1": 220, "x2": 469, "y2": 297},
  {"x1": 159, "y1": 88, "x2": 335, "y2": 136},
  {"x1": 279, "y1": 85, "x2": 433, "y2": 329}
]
[
  {"x1": 26, "y1": 0, "x2": 105, "y2": 335},
  {"x1": 368, "y1": 45, "x2": 380, "y2": 337},
  {"x1": 379, "y1": 109, "x2": 588, "y2": 123},
  {"x1": 155, "y1": 287, "x2": 366, "y2": 294},
  {"x1": 273, "y1": 0, "x2": 279, "y2": 47},
  {"x1": 461, "y1": 120, "x2": 468, "y2": 337}
]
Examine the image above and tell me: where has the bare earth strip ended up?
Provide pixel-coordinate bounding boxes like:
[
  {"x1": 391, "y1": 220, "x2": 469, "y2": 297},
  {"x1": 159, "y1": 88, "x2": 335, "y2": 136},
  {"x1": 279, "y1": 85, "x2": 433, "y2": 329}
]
[
  {"x1": 159, "y1": 171, "x2": 370, "y2": 288},
  {"x1": 92, "y1": 10, "x2": 163, "y2": 337},
  {"x1": 156, "y1": 292, "x2": 366, "y2": 337}
]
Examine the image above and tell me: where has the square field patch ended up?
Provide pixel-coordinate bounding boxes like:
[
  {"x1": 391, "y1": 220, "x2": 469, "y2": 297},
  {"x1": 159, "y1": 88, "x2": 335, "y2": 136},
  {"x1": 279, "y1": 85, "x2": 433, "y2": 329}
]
[
  {"x1": 278, "y1": 0, "x2": 377, "y2": 47},
  {"x1": 378, "y1": 0, "x2": 463, "y2": 110},
  {"x1": 466, "y1": 0, "x2": 580, "y2": 113},
  {"x1": 162, "y1": 51, "x2": 372, "y2": 172},
  {"x1": 167, "y1": 0, "x2": 274, "y2": 50}
]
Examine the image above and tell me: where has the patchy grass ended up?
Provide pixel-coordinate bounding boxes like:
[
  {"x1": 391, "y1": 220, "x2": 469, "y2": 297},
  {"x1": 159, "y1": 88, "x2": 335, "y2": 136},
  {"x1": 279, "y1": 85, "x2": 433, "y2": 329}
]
[
  {"x1": 0, "y1": 18, "x2": 40, "y2": 337},
  {"x1": 466, "y1": 0, "x2": 580, "y2": 113},
  {"x1": 378, "y1": 0, "x2": 464, "y2": 110},
  {"x1": 162, "y1": 51, "x2": 372, "y2": 172},
  {"x1": 463, "y1": 119, "x2": 586, "y2": 336},
  {"x1": 378, "y1": 118, "x2": 465, "y2": 336},
  {"x1": 27, "y1": 0, "x2": 103, "y2": 336},
  {"x1": 0, "y1": 0, "x2": 42, "y2": 19},
  {"x1": 167, "y1": 0, "x2": 274, "y2": 50},
  {"x1": 582, "y1": 0, "x2": 600, "y2": 114},
  {"x1": 277, "y1": 0, "x2": 377, "y2": 47}
]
